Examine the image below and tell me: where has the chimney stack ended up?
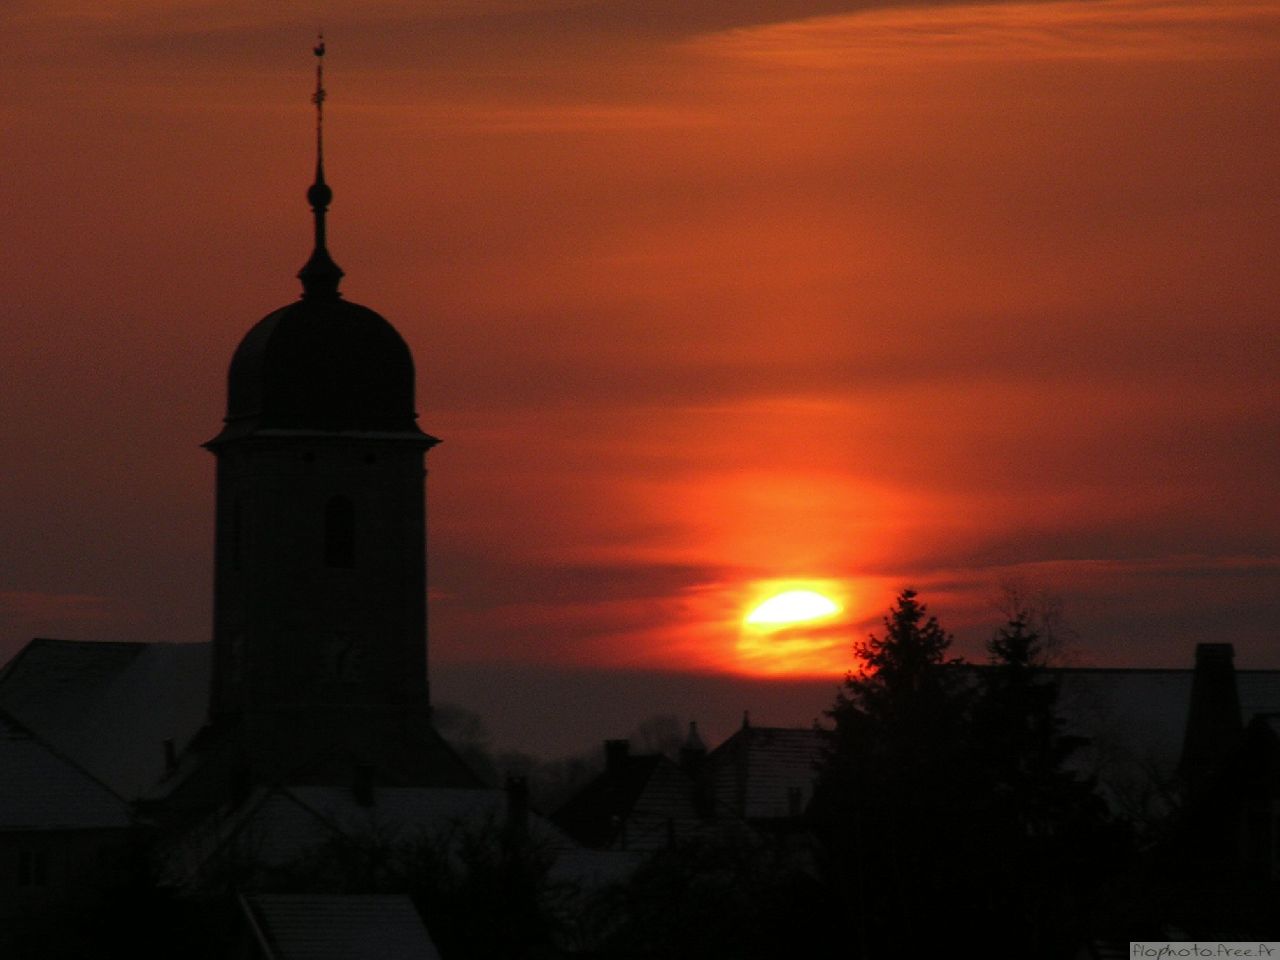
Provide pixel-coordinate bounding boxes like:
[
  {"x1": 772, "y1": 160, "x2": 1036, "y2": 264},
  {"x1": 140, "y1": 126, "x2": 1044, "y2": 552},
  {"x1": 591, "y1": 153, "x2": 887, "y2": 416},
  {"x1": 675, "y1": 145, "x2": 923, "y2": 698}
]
[
  {"x1": 679, "y1": 721, "x2": 707, "y2": 774},
  {"x1": 1180, "y1": 642, "x2": 1243, "y2": 801},
  {"x1": 681, "y1": 721, "x2": 711, "y2": 818}
]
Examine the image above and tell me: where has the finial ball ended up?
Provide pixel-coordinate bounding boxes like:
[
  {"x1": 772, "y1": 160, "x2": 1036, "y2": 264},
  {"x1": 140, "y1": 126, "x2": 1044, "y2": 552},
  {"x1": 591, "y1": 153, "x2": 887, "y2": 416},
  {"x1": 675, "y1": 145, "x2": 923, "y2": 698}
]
[{"x1": 307, "y1": 181, "x2": 333, "y2": 209}]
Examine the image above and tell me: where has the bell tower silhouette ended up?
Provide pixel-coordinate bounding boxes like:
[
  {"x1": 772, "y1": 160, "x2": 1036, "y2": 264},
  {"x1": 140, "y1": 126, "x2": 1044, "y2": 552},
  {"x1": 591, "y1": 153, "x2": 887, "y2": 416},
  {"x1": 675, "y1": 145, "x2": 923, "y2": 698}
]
[{"x1": 205, "y1": 41, "x2": 439, "y2": 727}]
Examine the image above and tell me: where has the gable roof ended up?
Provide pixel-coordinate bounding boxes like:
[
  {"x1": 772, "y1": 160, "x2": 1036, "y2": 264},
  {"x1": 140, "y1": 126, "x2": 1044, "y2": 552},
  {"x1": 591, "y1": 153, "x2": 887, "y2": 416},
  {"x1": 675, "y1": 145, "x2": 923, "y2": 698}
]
[
  {"x1": 0, "y1": 638, "x2": 210, "y2": 800},
  {"x1": 552, "y1": 749, "x2": 729, "y2": 851},
  {"x1": 705, "y1": 725, "x2": 831, "y2": 821},
  {"x1": 242, "y1": 894, "x2": 441, "y2": 960},
  {"x1": 0, "y1": 708, "x2": 131, "y2": 831}
]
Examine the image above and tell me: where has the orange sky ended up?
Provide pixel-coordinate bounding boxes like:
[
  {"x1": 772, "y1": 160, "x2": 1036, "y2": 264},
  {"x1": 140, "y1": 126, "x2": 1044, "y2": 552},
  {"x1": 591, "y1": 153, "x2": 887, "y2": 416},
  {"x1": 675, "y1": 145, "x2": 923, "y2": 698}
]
[{"x1": 2, "y1": 0, "x2": 1278, "y2": 753}]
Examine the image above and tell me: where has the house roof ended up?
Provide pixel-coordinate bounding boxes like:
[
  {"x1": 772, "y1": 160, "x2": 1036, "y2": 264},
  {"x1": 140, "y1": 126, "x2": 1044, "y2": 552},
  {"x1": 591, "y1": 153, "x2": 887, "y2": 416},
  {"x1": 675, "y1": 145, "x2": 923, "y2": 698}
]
[
  {"x1": 0, "y1": 708, "x2": 130, "y2": 831},
  {"x1": 242, "y1": 894, "x2": 441, "y2": 960},
  {"x1": 552, "y1": 751, "x2": 711, "y2": 850},
  {"x1": 690, "y1": 666, "x2": 1280, "y2": 826},
  {"x1": 144, "y1": 702, "x2": 486, "y2": 818},
  {"x1": 1055, "y1": 668, "x2": 1280, "y2": 778},
  {"x1": 705, "y1": 725, "x2": 831, "y2": 821},
  {"x1": 0, "y1": 638, "x2": 484, "y2": 830},
  {"x1": 0, "y1": 638, "x2": 210, "y2": 800},
  {"x1": 284, "y1": 784, "x2": 574, "y2": 855},
  {"x1": 166, "y1": 784, "x2": 575, "y2": 886}
]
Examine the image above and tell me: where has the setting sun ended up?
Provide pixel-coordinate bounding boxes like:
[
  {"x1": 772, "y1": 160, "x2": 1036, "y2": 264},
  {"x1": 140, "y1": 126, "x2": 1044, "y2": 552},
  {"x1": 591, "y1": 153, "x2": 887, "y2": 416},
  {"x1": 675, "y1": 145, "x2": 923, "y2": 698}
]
[
  {"x1": 745, "y1": 589, "x2": 841, "y2": 626},
  {"x1": 735, "y1": 581, "x2": 853, "y2": 676}
]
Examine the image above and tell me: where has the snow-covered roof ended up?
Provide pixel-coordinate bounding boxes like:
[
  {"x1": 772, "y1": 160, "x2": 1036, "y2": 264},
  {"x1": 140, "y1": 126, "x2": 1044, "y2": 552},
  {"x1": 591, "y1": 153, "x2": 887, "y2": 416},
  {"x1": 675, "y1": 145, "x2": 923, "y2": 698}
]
[
  {"x1": 166, "y1": 784, "x2": 576, "y2": 886},
  {"x1": 0, "y1": 638, "x2": 210, "y2": 800},
  {"x1": 0, "y1": 709, "x2": 130, "y2": 831},
  {"x1": 242, "y1": 894, "x2": 441, "y2": 960},
  {"x1": 286, "y1": 784, "x2": 575, "y2": 853},
  {"x1": 706, "y1": 725, "x2": 831, "y2": 821},
  {"x1": 552, "y1": 751, "x2": 716, "y2": 851}
]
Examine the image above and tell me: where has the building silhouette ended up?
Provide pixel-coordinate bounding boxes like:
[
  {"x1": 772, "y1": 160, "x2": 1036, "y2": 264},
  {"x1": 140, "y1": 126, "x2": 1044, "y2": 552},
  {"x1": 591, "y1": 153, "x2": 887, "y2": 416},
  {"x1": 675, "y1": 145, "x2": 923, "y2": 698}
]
[
  {"x1": 551, "y1": 720, "x2": 831, "y2": 850},
  {"x1": 0, "y1": 45, "x2": 491, "y2": 956},
  {"x1": 167, "y1": 43, "x2": 479, "y2": 818}
]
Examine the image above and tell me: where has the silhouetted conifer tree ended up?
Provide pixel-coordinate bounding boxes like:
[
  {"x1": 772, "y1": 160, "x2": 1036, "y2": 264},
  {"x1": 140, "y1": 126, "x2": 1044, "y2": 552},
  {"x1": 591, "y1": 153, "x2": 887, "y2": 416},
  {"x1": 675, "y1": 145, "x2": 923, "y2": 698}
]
[
  {"x1": 813, "y1": 588, "x2": 976, "y2": 955},
  {"x1": 813, "y1": 591, "x2": 1128, "y2": 957},
  {"x1": 971, "y1": 610, "x2": 1126, "y2": 956},
  {"x1": 976, "y1": 611, "x2": 1079, "y2": 825}
]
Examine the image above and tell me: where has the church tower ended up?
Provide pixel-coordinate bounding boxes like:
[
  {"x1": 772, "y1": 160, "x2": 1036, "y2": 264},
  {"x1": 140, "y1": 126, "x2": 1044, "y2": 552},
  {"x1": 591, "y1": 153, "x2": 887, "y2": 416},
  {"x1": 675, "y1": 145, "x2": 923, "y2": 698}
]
[{"x1": 205, "y1": 42, "x2": 438, "y2": 725}]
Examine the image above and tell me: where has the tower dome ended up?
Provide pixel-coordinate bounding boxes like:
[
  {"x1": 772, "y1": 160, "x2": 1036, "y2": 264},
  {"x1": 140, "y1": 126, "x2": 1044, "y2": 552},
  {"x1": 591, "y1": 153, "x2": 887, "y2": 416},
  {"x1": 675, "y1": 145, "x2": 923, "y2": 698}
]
[
  {"x1": 214, "y1": 296, "x2": 420, "y2": 440},
  {"x1": 208, "y1": 38, "x2": 426, "y2": 445}
]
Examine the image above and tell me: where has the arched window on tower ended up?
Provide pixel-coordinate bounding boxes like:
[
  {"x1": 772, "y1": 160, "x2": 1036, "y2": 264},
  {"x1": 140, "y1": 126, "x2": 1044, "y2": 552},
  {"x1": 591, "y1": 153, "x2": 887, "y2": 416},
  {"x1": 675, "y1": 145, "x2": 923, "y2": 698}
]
[{"x1": 324, "y1": 495, "x2": 355, "y2": 568}]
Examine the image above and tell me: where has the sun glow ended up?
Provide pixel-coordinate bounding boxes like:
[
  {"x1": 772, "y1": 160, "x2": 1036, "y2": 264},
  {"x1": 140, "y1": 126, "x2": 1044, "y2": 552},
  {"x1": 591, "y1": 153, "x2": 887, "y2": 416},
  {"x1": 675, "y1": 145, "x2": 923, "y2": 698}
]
[
  {"x1": 733, "y1": 582, "x2": 852, "y2": 677},
  {"x1": 745, "y1": 589, "x2": 841, "y2": 626}
]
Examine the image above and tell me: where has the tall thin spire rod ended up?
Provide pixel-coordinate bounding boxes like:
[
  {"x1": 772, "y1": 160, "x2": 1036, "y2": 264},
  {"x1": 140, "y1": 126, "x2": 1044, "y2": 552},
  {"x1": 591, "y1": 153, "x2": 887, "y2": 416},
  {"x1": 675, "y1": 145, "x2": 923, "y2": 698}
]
[
  {"x1": 313, "y1": 33, "x2": 326, "y2": 184},
  {"x1": 299, "y1": 32, "x2": 344, "y2": 299}
]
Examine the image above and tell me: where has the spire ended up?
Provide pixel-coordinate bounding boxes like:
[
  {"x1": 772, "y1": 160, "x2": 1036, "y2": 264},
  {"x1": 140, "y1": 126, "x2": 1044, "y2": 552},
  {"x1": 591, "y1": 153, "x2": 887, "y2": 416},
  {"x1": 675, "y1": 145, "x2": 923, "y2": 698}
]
[{"x1": 298, "y1": 34, "x2": 345, "y2": 299}]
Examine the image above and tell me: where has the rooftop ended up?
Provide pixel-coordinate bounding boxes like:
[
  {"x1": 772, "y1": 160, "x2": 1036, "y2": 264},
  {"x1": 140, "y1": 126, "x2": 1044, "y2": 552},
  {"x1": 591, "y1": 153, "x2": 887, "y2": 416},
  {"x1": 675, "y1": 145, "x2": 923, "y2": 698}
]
[
  {"x1": 0, "y1": 638, "x2": 209, "y2": 800},
  {"x1": 242, "y1": 894, "x2": 441, "y2": 960},
  {"x1": 0, "y1": 708, "x2": 130, "y2": 831}
]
